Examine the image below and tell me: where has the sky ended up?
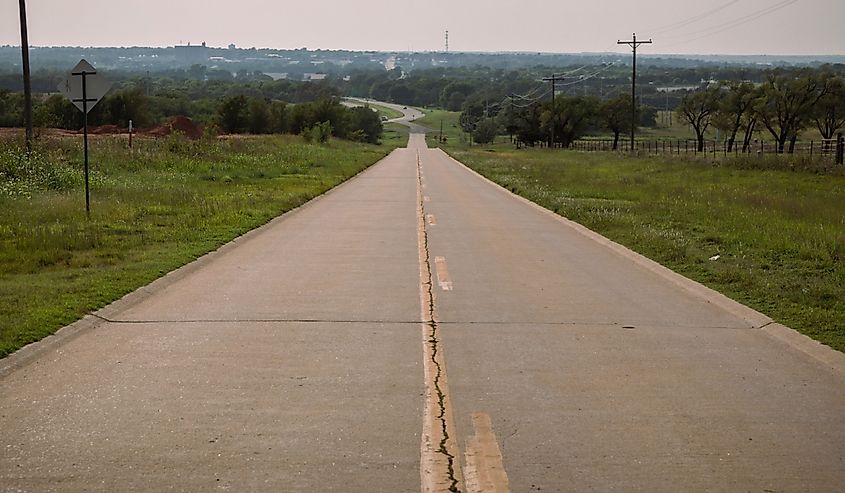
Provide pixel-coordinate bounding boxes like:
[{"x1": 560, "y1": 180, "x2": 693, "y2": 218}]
[{"x1": 1, "y1": 0, "x2": 843, "y2": 55}]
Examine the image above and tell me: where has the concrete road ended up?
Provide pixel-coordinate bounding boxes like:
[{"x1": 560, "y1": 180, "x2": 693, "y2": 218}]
[
  {"x1": 344, "y1": 98, "x2": 429, "y2": 134},
  {"x1": 415, "y1": 140, "x2": 845, "y2": 491},
  {"x1": 1, "y1": 141, "x2": 426, "y2": 491},
  {"x1": 2, "y1": 120, "x2": 844, "y2": 492}
]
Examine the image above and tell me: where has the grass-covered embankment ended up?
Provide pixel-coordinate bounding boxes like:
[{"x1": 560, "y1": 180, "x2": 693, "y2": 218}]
[
  {"x1": 449, "y1": 147, "x2": 845, "y2": 353},
  {"x1": 0, "y1": 134, "x2": 399, "y2": 358}
]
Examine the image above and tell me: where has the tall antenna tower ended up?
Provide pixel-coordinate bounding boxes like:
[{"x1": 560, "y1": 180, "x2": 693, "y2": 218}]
[{"x1": 445, "y1": 30, "x2": 449, "y2": 52}]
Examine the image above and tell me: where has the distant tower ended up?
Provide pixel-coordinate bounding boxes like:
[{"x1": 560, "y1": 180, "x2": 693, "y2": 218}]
[{"x1": 445, "y1": 30, "x2": 449, "y2": 53}]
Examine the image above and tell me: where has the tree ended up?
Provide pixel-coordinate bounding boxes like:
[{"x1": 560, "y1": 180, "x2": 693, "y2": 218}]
[
  {"x1": 34, "y1": 93, "x2": 80, "y2": 129},
  {"x1": 541, "y1": 96, "x2": 598, "y2": 148},
  {"x1": 677, "y1": 86, "x2": 720, "y2": 152},
  {"x1": 104, "y1": 88, "x2": 152, "y2": 127},
  {"x1": 600, "y1": 94, "x2": 632, "y2": 150},
  {"x1": 812, "y1": 74, "x2": 845, "y2": 152},
  {"x1": 713, "y1": 81, "x2": 759, "y2": 152},
  {"x1": 440, "y1": 81, "x2": 475, "y2": 111},
  {"x1": 638, "y1": 105, "x2": 658, "y2": 127},
  {"x1": 756, "y1": 72, "x2": 830, "y2": 153},
  {"x1": 247, "y1": 97, "x2": 270, "y2": 134},
  {"x1": 310, "y1": 98, "x2": 348, "y2": 138},
  {"x1": 348, "y1": 106, "x2": 383, "y2": 144},
  {"x1": 217, "y1": 95, "x2": 248, "y2": 133},
  {"x1": 387, "y1": 83, "x2": 415, "y2": 105},
  {"x1": 0, "y1": 89, "x2": 24, "y2": 127},
  {"x1": 268, "y1": 101, "x2": 289, "y2": 134},
  {"x1": 514, "y1": 104, "x2": 544, "y2": 147},
  {"x1": 187, "y1": 64, "x2": 207, "y2": 81},
  {"x1": 472, "y1": 118, "x2": 499, "y2": 145}
]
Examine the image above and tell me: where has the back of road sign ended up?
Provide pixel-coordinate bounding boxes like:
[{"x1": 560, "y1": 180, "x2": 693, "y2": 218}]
[{"x1": 57, "y1": 59, "x2": 112, "y2": 113}]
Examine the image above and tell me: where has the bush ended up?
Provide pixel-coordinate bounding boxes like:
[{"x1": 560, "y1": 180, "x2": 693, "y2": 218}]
[
  {"x1": 301, "y1": 121, "x2": 333, "y2": 144},
  {"x1": 0, "y1": 140, "x2": 79, "y2": 197},
  {"x1": 472, "y1": 118, "x2": 500, "y2": 145}
]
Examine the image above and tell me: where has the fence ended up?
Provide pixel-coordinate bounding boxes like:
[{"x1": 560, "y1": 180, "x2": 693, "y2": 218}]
[{"x1": 569, "y1": 133, "x2": 845, "y2": 164}]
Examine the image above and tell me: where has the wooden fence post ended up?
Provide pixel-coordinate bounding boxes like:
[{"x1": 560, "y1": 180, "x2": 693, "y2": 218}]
[{"x1": 836, "y1": 133, "x2": 844, "y2": 165}]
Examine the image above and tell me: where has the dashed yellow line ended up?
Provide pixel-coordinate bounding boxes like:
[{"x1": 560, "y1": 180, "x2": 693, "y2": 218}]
[{"x1": 434, "y1": 257, "x2": 453, "y2": 291}]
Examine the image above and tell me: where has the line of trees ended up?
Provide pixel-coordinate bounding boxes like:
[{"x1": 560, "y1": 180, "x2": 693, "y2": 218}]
[
  {"x1": 461, "y1": 93, "x2": 651, "y2": 149},
  {"x1": 215, "y1": 96, "x2": 383, "y2": 143},
  {"x1": 0, "y1": 84, "x2": 383, "y2": 144},
  {"x1": 457, "y1": 69, "x2": 844, "y2": 152},
  {"x1": 0, "y1": 77, "x2": 342, "y2": 130},
  {"x1": 677, "y1": 70, "x2": 845, "y2": 153}
]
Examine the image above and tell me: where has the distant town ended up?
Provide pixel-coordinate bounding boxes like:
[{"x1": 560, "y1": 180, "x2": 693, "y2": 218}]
[{"x1": 2, "y1": 44, "x2": 844, "y2": 86}]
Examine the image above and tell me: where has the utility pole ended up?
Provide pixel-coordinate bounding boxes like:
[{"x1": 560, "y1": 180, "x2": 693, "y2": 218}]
[
  {"x1": 542, "y1": 74, "x2": 564, "y2": 148},
  {"x1": 509, "y1": 93, "x2": 515, "y2": 144},
  {"x1": 18, "y1": 0, "x2": 33, "y2": 153},
  {"x1": 618, "y1": 33, "x2": 652, "y2": 152}
]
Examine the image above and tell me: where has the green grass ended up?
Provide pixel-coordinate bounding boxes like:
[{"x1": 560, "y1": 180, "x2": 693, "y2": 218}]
[
  {"x1": 381, "y1": 122, "x2": 410, "y2": 148},
  {"x1": 369, "y1": 103, "x2": 404, "y2": 120},
  {"x1": 415, "y1": 109, "x2": 467, "y2": 147},
  {"x1": 0, "y1": 133, "x2": 398, "y2": 358},
  {"x1": 447, "y1": 147, "x2": 845, "y2": 353}
]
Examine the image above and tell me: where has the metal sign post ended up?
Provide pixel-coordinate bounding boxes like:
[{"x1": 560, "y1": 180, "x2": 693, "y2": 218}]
[
  {"x1": 58, "y1": 59, "x2": 111, "y2": 217},
  {"x1": 73, "y1": 65, "x2": 97, "y2": 216}
]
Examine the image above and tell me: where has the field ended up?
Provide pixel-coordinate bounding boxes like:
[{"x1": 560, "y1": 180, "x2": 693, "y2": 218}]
[
  {"x1": 446, "y1": 147, "x2": 845, "y2": 353},
  {"x1": 0, "y1": 133, "x2": 401, "y2": 358},
  {"x1": 381, "y1": 122, "x2": 410, "y2": 147},
  {"x1": 414, "y1": 109, "x2": 465, "y2": 145}
]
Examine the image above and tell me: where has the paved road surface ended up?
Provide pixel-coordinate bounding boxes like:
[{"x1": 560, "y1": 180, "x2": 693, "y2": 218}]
[{"x1": 1, "y1": 114, "x2": 844, "y2": 492}]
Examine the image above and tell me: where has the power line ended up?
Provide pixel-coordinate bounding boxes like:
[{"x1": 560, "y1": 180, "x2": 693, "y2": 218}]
[
  {"x1": 663, "y1": 0, "x2": 799, "y2": 46},
  {"x1": 648, "y1": 0, "x2": 742, "y2": 35}
]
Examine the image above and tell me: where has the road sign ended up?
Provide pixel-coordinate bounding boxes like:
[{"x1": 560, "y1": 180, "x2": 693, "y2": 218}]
[
  {"x1": 57, "y1": 59, "x2": 111, "y2": 113},
  {"x1": 59, "y1": 59, "x2": 113, "y2": 217}
]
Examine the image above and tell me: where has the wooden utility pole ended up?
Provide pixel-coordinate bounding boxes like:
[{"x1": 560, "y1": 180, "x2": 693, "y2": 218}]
[
  {"x1": 542, "y1": 74, "x2": 564, "y2": 148},
  {"x1": 618, "y1": 33, "x2": 652, "y2": 152},
  {"x1": 18, "y1": 0, "x2": 33, "y2": 152}
]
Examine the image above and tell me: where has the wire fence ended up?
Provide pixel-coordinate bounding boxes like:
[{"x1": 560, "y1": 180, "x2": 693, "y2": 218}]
[{"x1": 568, "y1": 134, "x2": 845, "y2": 164}]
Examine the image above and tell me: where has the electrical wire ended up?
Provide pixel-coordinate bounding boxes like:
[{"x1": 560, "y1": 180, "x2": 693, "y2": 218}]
[
  {"x1": 663, "y1": 0, "x2": 799, "y2": 46},
  {"x1": 648, "y1": 0, "x2": 743, "y2": 35}
]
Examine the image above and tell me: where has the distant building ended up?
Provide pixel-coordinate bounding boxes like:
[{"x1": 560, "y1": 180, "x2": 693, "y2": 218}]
[
  {"x1": 303, "y1": 73, "x2": 327, "y2": 81},
  {"x1": 174, "y1": 41, "x2": 209, "y2": 64}
]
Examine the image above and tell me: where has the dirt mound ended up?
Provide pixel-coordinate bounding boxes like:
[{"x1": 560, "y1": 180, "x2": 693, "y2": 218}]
[
  {"x1": 90, "y1": 124, "x2": 123, "y2": 135},
  {"x1": 143, "y1": 116, "x2": 203, "y2": 140}
]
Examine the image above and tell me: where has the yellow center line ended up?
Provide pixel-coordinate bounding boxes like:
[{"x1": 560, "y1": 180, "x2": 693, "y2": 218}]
[
  {"x1": 417, "y1": 149, "x2": 463, "y2": 492},
  {"x1": 464, "y1": 413, "x2": 511, "y2": 493},
  {"x1": 434, "y1": 257, "x2": 453, "y2": 291}
]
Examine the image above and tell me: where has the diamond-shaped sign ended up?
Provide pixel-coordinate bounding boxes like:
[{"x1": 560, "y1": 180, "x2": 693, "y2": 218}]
[{"x1": 57, "y1": 59, "x2": 112, "y2": 113}]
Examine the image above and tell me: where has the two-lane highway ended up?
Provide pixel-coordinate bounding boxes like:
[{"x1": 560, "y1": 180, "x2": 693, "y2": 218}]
[{"x1": 1, "y1": 113, "x2": 843, "y2": 492}]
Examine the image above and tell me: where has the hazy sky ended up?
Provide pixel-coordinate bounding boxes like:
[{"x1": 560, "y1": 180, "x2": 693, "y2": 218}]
[{"x1": 2, "y1": 0, "x2": 843, "y2": 55}]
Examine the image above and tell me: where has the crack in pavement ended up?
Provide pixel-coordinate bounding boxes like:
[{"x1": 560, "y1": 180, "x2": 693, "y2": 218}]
[
  {"x1": 417, "y1": 148, "x2": 462, "y2": 493},
  {"x1": 89, "y1": 313, "x2": 751, "y2": 331}
]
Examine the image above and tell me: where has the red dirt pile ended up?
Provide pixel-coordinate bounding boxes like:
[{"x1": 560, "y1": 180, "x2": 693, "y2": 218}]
[{"x1": 142, "y1": 116, "x2": 204, "y2": 140}]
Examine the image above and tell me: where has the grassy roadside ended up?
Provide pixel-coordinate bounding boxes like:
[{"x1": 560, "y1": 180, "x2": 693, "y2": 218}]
[
  {"x1": 369, "y1": 103, "x2": 404, "y2": 120},
  {"x1": 415, "y1": 110, "x2": 464, "y2": 146},
  {"x1": 446, "y1": 147, "x2": 845, "y2": 353},
  {"x1": 382, "y1": 122, "x2": 410, "y2": 147},
  {"x1": 0, "y1": 133, "x2": 400, "y2": 358}
]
